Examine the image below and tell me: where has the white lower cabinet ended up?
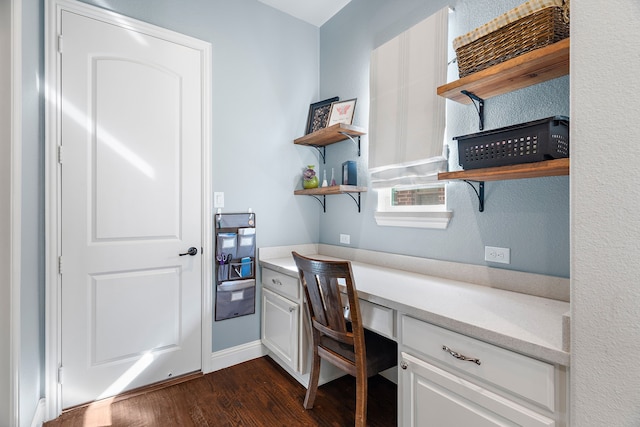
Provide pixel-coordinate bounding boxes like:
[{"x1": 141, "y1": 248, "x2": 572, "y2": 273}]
[
  {"x1": 261, "y1": 266, "x2": 345, "y2": 386},
  {"x1": 261, "y1": 287, "x2": 299, "y2": 371},
  {"x1": 400, "y1": 352, "x2": 555, "y2": 427},
  {"x1": 399, "y1": 315, "x2": 566, "y2": 427}
]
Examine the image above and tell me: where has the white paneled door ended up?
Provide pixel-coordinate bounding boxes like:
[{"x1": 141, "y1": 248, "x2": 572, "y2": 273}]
[{"x1": 60, "y1": 10, "x2": 204, "y2": 408}]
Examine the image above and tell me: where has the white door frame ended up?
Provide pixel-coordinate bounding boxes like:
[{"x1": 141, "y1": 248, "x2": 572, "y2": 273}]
[{"x1": 44, "y1": 0, "x2": 213, "y2": 419}]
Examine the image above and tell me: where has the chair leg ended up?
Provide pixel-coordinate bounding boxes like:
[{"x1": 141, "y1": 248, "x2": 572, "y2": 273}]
[
  {"x1": 355, "y1": 374, "x2": 367, "y2": 427},
  {"x1": 304, "y1": 349, "x2": 321, "y2": 409}
]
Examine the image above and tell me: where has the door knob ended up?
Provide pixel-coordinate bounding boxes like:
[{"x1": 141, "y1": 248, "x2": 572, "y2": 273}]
[{"x1": 179, "y1": 247, "x2": 198, "y2": 256}]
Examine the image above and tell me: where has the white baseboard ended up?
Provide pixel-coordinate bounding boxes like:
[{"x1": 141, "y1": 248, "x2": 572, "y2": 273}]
[
  {"x1": 30, "y1": 398, "x2": 46, "y2": 427},
  {"x1": 209, "y1": 340, "x2": 267, "y2": 372}
]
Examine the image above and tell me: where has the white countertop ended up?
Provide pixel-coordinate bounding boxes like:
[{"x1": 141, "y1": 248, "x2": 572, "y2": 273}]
[{"x1": 260, "y1": 254, "x2": 570, "y2": 366}]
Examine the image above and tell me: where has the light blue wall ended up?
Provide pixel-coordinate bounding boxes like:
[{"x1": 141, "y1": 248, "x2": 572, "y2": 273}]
[
  {"x1": 19, "y1": 0, "x2": 45, "y2": 424},
  {"x1": 75, "y1": 0, "x2": 321, "y2": 351},
  {"x1": 1, "y1": 0, "x2": 13, "y2": 422},
  {"x1": 319, "y1": 0, "x2": 570, "y2": 278}
]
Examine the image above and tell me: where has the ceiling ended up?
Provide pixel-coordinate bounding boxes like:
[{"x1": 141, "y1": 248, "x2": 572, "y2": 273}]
[{"x1": 257, "y1": 0, "x2": 352, "y2": 27}]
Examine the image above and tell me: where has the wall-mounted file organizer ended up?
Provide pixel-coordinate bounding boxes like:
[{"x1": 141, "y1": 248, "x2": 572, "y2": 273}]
[{"x1": 214, "y1": 212, "x2": 256, "y2": 321}]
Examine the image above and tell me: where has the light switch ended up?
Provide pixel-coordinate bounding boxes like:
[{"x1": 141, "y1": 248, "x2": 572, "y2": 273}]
[{"x1": 214, "y1": 192, "x2": 224, "y2": 208}]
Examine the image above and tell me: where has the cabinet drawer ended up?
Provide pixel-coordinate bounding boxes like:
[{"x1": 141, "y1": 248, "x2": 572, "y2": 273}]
[
  {"x1": 262, "y1": 268, "x2": 299, "y2": 300},
  {"x1": 401, "y1": 315, "x2": 555, "y2": 411},
  {"x1": 401, "y1": 352, "x2": 555, "y2": 427},
  {"x1": 360, "y1": 299, "x2": 395, "y2": 339},
  {"x1": 342, "y1": 295, "x2": 395, "y2": 339}
]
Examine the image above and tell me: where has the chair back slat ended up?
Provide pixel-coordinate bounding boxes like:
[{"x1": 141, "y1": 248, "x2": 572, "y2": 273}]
[
  {"x1": 301, "y1": 269, "x2": 329, "y2": 327},
  {"x1": 317, "y1": 274, "x2": 348, "y2": 335}
]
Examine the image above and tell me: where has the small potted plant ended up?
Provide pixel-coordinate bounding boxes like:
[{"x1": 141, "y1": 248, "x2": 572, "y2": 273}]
[{"x1": 303, "y1": 165, "x2": 319, "y2": 189}]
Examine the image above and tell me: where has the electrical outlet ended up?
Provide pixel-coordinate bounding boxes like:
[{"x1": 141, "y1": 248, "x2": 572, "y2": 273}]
[
  {"x1": 484, "y1": 246, "x2": 510, "y2": 264},
  {"x1": 340, "y1": 234, "x2": 351, "y2": 244}
]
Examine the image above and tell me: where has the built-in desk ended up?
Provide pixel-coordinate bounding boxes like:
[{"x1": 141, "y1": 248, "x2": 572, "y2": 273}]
[
  {"x1": 259, "y1": 245, "x2": 570, "y2": 426},
  {"x1": 260, "y1": 249, "x2": 569, "y2": 365}
]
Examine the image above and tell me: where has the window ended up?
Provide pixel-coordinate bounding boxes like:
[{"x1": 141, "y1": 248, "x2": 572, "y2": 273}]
[
  {"x1": 393, "y1": 186, "x2": 445, "y2": 209},
  {"x1": 378, "y1": 185, "x2": 446, "y2": 212},
  {"x1": 375, "y1": 184, "x2": 451, "y2": 229},
  {"x1": 368, "y1": 7, "x2": 452, "y2": 229}
]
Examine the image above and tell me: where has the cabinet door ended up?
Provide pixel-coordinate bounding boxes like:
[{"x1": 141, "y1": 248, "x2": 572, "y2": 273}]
[
  {"x1": 262, "y1": 288, "x2": 299, "y2": 372},
  {"x1": 400, "y1": 352, "x2": 555, "y2": 427}
]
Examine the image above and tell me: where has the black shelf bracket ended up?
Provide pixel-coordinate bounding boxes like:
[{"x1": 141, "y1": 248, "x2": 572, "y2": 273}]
[
  {"x1": 309, "y1": 195, "x2": 327, "y2": 212},
  {"x1": 461, "y1": 90, "x2": 485, "y2": 131},
  {"x1": 463, "y1": 180, "x2": 485, "y2": 212},
  {"x1": 306, "y1": 192, "x2": 362, "y2": 213},
  {"x1": 344, "y1": 192, "x2": 362, "y2": 213},
  {"x1": 312, "y1": 146, "x2": 327, "y2": 164},
  {"x1": 338, "y1": 132, "x2": 362, "y2": 156}
]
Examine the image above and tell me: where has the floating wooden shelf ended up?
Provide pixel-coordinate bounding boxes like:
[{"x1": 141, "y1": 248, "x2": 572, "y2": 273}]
[
  {"x1": 437, "y1": 38, "x2": 570, "y2": 104},
  {"x1": 294, "y1": 185, "x2": 367, "y2": 196},
  {"x1": 438, "y1": 158, "x2": 569, "y2": 182},
  {"x1": 294, "y1": 123, "x2": 366, "y2": 147},
  {"x1": 295, "y1": 185, "x2": 367, "y2": 213},
  {"x1": 438, "y1": 159, "x2": 569, "y2": 212}
]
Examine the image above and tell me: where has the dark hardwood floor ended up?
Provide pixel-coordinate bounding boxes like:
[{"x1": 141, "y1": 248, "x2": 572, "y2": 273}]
[{"x1": 45, "y1": 356, "x2": 397, "y2": 426}]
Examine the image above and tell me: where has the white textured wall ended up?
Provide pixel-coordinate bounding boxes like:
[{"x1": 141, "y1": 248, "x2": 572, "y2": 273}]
[{"x1": 571, "y1": 0, "x2": 640, "y2": 425}]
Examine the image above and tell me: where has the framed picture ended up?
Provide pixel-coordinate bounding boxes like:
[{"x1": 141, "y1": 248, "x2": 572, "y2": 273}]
[
  {"x1": 305, "y1": 97, "x2": 339, "y2": 134},
  {"x1": 327, "y1": 98, "x2": 357, "y2": 127}
]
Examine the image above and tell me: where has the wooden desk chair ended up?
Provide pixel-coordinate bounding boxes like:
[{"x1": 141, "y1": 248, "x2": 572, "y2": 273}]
[{"x1": 291, "y1": 252, "x2": 397, "y2": 427}]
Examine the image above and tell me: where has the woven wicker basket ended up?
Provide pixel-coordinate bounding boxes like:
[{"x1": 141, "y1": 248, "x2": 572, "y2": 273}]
[{"x1": 455, "y1": 1, "x2": 570, "y2": 77}]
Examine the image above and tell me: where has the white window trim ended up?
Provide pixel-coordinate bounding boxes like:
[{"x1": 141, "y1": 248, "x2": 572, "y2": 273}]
[{"x1": 374, "y1": 210, "x2": 452, "y2": 229}]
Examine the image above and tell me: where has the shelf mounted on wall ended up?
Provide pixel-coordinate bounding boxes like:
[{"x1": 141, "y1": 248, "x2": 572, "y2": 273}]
[
  {"x1": 436, "y1": 39, "x2": 570, "y2": 104},
  {"x1": 294, "y1": 123, "x2": 366, "y2": 164},
  {"x1": 438, "y1": 158, "x2": 570, "y2": 212},
  {"x1": 294, "y1": 185, "x2": 367, "y2": 213}
]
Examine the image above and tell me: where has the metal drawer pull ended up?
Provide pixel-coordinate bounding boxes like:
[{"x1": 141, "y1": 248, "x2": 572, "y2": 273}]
[
  {"x1": 271, "y1": 278, "x2": 282, "y2": 286},
  {"x1": 442, "y1": 345, "x2": 481, "y2": 365}
]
